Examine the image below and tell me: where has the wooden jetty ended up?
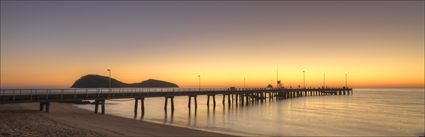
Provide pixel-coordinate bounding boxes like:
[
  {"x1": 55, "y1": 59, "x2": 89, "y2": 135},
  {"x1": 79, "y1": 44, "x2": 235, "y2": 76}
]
[{"x1": 0, "y1": 87, "x2": 352, "y2": 115}]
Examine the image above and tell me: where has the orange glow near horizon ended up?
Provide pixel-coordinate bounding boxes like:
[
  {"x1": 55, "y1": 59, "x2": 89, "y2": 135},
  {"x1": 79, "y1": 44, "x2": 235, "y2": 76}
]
[{"x1": 1, "y1": 61, "x2": 423, "y2": 88}]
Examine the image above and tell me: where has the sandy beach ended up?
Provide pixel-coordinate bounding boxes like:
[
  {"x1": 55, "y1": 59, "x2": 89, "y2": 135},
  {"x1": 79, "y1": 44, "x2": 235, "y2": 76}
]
[{"x1": 0, "y1": 102, "x2": 232, "y2": 137}]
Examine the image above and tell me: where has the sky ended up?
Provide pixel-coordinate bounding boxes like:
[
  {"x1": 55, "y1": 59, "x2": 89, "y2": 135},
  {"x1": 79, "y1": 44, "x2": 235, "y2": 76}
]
[{"x1": 1, "y1": 1, "x2": 424, "y2": 88}]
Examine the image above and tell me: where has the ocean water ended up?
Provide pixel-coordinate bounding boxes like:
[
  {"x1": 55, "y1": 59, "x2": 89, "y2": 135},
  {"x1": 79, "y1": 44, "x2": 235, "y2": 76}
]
[{"x1": 75, "y1": 88, "x2": 424, "y2": 136}]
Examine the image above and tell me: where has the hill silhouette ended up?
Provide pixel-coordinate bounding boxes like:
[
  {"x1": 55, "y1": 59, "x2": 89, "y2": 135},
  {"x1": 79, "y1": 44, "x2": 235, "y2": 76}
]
[{"x1": 71, "y1": 74, "x2": 178, "y2": 88}]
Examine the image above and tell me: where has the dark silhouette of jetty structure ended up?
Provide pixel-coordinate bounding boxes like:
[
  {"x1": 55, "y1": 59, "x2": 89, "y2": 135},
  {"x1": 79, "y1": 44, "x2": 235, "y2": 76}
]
[
  {"x1": 1, "y1": 87, "x2": 352, "y2": 115},
  {"x1": 1, "y1": 74, "x2": 352, "y2": 116}
]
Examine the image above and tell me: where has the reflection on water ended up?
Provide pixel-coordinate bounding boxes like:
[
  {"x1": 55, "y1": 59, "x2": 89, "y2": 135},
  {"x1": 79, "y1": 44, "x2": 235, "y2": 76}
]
[
  {"x1": 163, "y1": 110, "x2": 174, "y2": 124},
  {"x1": 75, "y1": 88, "x2": 424, "y2": 136}
]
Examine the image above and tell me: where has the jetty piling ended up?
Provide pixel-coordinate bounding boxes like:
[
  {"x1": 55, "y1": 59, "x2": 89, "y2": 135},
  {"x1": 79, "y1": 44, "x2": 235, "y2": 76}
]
[
  {"x1": 39, "y1": 102, "x2": 50, "y2": 112},
  {"x1": 141, "y1": 97, "x2": 145, "y2": 115},
  {"x1": 134, "y1": 98, "x2": 138, "y2": 115},
  {"x1": 164, "y1": 96, "x2": 174, "y2": 112}
]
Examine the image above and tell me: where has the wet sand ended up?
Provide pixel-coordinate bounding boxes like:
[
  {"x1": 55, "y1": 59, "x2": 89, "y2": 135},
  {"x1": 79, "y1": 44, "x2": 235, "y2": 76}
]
[{"x1": 0, "y1": 103, "x2": 232, "y2": 137}]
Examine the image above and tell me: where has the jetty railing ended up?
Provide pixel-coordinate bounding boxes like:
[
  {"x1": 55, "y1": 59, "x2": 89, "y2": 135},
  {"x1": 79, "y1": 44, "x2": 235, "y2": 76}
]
[
  {"x1": 0, "y1": 87, "x2": 352, "y2": 95},
  {"x1": 0, "y1": 87, "x2": 353, "y2": 114}
]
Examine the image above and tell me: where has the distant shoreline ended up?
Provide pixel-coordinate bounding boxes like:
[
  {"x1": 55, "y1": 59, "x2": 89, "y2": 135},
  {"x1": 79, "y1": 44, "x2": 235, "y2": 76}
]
[{"x1": 0, "y1": 103, "x2": 233, "y2": 137}]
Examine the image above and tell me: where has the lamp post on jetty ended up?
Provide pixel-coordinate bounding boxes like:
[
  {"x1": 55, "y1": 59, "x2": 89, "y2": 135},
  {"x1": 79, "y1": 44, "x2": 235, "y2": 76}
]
[
  {"x1": 323, "y1": 72, "x2": 326, "y2": 88},
  {"x1": 244, "y1": 77, "x2": 246, "y2": 89},
  {"x1": 198, "y1": 75, "x2": 201, "y2": 91},
  {"x1": 345, "y1": 73, "x2": 348, "y2": 87},
  {"x1": 303, "y1": 70, "x2": 306, "y2": 89},
  {"x1": 107, "y1": 69, "x2": 111, "y2": 89},
  {"x1": 276, "y1": 68, "x2": 279, "y2": 89}
]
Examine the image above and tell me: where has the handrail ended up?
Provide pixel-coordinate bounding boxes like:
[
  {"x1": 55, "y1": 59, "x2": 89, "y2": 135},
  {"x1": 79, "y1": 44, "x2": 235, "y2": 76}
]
[{"x1": 0, "y1": 87, "x2": 352, "y2": 96}]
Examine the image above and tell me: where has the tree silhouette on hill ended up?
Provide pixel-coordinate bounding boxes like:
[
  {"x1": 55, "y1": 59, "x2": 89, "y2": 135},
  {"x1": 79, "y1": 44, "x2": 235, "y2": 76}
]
[{"x1": 71, "y1": 74, "x2": 178, "y2": 88}]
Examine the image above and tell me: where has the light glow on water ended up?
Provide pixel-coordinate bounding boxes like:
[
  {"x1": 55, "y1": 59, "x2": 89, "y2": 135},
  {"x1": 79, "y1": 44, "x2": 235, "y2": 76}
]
[{"x1": 76, "y1": 88, "x2": 424, "y2": 136}]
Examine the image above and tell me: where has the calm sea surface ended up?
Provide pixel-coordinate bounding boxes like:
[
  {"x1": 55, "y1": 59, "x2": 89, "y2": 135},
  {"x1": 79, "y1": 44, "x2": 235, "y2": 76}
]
[{"x1": 75, "y1": 88, "x2": 424, "y2": 136}]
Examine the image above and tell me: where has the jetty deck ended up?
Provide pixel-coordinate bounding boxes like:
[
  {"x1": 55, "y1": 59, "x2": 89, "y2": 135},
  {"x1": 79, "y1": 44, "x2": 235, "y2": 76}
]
[{"x1": 0, "y1": 87, "x2": 352, "y2": 115}]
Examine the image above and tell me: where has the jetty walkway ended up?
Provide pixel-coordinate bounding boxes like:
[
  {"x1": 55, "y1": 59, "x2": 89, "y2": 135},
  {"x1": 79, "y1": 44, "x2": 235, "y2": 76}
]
[{"x1": 0, "y1": 87, "x2": 352, "y2": 115}]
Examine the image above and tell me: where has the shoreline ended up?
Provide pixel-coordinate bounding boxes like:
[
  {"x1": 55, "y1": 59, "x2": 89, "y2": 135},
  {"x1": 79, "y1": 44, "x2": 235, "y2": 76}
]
[
  {"x1": 0, "y1": 102, "x2": 234, "y2": 137},
  {"x1": 73, "y1": 103, "x2": 251, "y2": 136},
  {"x1": 135, "y1": 117, "x2": 252, "y2": 136}
]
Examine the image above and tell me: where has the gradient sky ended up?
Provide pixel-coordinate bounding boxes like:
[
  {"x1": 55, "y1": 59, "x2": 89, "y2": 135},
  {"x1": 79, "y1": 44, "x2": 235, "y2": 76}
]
[{"x1": 1, "y1": 1, "x2": 424, "y2": 88}]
